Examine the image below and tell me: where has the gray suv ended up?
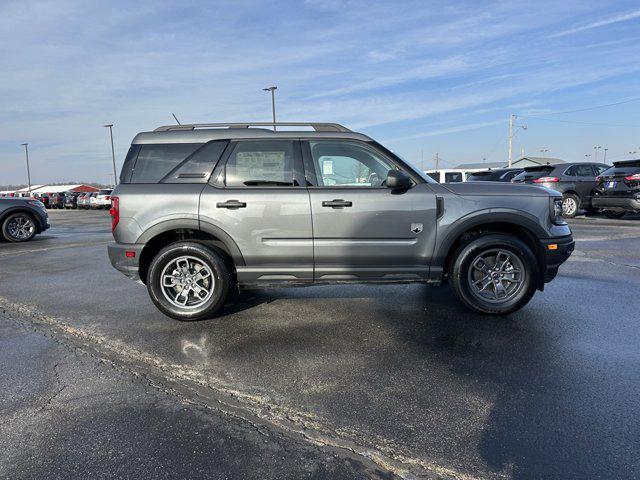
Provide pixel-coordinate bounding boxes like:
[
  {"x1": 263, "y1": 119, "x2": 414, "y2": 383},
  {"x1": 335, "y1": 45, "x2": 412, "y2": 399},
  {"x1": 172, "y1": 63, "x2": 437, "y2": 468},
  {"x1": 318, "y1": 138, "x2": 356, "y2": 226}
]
[
  {"x1": 0, "y1": 197, "x2": 50, "y2": 242},
  {"x1": 108, "y1": 122, "x2": 574, "y2": 320}
]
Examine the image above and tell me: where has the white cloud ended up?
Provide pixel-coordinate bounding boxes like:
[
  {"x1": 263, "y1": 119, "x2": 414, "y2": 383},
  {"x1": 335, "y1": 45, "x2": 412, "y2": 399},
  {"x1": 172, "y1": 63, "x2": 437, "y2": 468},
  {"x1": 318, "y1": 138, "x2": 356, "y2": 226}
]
[{"x1": 550, "y1": 8, "x2": 640, "y2": 38}]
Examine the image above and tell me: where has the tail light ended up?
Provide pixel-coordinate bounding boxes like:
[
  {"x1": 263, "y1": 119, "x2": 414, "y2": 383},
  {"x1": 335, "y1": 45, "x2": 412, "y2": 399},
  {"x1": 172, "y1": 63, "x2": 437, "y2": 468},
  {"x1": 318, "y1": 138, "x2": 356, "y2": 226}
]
[
  {"x1": 533, "y1": 176, "x2": 559, "y2": 183},
  {"x1": 624, "y1": 173, "x2": 640, "y2": 181},
  {"x1": 105, "y1": 195, "x2": 111, "y2": 201},
  {"x1": 109, "y1": 196, "x2": 119, "y2": 231}
]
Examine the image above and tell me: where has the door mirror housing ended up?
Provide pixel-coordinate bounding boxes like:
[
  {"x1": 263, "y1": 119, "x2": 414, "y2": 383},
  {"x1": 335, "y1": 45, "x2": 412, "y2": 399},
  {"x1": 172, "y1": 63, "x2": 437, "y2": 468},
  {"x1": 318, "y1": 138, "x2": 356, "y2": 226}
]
[{"x1": 386, "y1": 170, "x2": 411, "y2": 190}]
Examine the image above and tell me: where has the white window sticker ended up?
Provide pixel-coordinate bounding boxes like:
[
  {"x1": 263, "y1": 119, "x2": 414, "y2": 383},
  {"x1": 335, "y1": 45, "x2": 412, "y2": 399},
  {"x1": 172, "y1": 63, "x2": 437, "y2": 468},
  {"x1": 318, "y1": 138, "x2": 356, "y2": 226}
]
[{"x1": 322, "y1": 159, "x2": 334, "y2": 175}]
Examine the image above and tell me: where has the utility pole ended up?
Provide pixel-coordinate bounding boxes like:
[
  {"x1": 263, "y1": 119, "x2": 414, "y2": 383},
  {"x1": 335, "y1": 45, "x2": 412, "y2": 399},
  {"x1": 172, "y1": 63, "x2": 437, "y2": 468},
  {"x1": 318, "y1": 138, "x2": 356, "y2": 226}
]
[
  {"x1": 104, "y1": 124, "x2": 118, "y2": 185},
  {"x1": 507, "y1": 114, "x2": 527, "y2": 168},
  {"x1": 421, "y1": 149, "x2": 424, "y2": 170},
  {"x1": 434, "y1": 152, "x2": 440, "y2": 171},
  {"x1": 262, "y1": 86, "x2": 277, "y2": 131},
  {"x1": 21, "y1": 143, "x2": 32, "y2": 194}
]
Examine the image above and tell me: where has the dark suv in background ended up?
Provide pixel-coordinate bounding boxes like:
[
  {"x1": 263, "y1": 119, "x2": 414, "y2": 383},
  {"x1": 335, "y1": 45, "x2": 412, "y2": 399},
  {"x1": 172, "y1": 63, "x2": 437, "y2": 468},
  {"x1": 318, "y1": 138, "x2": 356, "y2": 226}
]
[
  {"x1": 467, "y1": 168, "x2": 524, "y2": 183},
  {"x1": 512, "y1": 162, "x2": 609, "y2": 217},
  {"x1": 593, "y1": 159, "x2": 640, "y2": 218}
]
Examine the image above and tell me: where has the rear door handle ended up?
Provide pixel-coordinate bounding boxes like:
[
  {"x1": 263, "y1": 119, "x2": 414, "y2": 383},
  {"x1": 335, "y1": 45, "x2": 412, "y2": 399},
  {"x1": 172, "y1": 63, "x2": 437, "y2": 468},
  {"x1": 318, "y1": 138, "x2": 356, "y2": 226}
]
[
  {"x1": 322, "y1": 199, "x2": 352, "y2": 208},
  {"x1": 216, "y1": 200, "x2": 247, "y2": 209}
]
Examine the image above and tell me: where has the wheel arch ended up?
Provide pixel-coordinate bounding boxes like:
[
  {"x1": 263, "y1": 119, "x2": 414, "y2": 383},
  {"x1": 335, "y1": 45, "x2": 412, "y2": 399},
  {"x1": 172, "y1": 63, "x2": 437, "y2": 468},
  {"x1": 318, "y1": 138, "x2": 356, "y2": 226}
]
[
  {"x1": 0, "y1": 208, "x2": 42, "y2": 232},
  {"x1": 136, "y1": 220, "x2": 244, "y2": 284},
  {"x1": 434, "y1": 210, "x2": 547, "y2": 288}
]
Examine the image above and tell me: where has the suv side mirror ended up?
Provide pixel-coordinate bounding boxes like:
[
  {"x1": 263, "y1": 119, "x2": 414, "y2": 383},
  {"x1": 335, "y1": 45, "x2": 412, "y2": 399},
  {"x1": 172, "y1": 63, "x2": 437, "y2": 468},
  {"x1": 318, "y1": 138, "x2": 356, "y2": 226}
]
[{"x1": 386, "y1": 170, "x2": 411, "y2": 190}]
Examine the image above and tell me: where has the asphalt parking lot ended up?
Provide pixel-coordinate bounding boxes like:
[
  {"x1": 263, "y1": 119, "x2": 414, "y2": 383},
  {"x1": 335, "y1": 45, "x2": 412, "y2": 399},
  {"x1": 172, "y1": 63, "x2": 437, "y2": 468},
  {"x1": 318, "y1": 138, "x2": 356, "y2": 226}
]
[{"x1": 1, "y1": 210, "x2": 639, "y2": 479}]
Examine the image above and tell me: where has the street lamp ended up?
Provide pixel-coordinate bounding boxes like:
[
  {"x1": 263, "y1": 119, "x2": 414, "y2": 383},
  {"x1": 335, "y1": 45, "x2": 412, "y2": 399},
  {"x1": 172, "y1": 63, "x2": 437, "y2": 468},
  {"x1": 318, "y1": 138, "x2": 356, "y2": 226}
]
[
  {"x1": 584, "y1": 154, "x2": 591, "y2": 159},
  {"x1": 20, "y1": 143, "x2": 32, "y2": 195},
  {"x1": 103, "y1": 124, "x2": 118, "y2": 185},
  {"x1": 603, "y1": 148, "x2": 608, "y2": 163},
  {"x1": 262, "y1": 86, "x2": 277, "y2": 131},
  {"x1": 594, "y1": 145, "x2": 602, "y2": 162},
  {"x1": 540, "y1": 148, "x2": 549, "y2": 159}
]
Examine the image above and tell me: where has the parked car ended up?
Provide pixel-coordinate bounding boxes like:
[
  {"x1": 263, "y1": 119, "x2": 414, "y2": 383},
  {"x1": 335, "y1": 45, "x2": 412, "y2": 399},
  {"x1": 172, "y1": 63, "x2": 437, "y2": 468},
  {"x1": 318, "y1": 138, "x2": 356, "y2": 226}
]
[
  {"x1": 39, "y1": 193, "x2": 51, "y2": 209},
  {"x1": 0, "y1": 197, "x2": 50, "y2": 242},
  {"x1": 108, "y1": 121, "x2": 574, "y2": 320},
  {"x1": 64, "y1": 192, "x2": 82, "y2": 209},
  {"x1": 592, "y1": 159, "x2": 640, "y2": 218},
  {"x1": 466, "y1": 168, "x2": 525, "y2": 182},
  {"x1": 77, "y1": 192, "x2": 95, "y2": 209},
  {"x1": 511, "y1": 162, "x2": 609, "y2": 217},
  {"x1": 49, "y1": 192, "x2": 67, "y2": 209},
  {"x1": 425, "y1": 169, "x2": 473, "y2": 183},
  {"x1": 90, "y1": 189, "x2": 113, "y2": 209}
]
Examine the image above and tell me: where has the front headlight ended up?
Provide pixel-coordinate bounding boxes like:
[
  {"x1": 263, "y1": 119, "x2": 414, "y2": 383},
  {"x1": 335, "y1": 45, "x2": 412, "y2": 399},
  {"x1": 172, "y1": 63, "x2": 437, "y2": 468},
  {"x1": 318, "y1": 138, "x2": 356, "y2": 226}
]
[{"x1": 551, "y1": 198, "x2": 564, "y2": 225}]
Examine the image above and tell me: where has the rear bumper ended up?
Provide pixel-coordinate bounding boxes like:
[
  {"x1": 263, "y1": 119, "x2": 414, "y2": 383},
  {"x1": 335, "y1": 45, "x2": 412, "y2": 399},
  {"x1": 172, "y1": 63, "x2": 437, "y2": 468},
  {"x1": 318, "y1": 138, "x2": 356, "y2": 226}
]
[
  {"x1": 107, "y1": 242, "x2": 144, "y2": 281},
  {"x1": 539, "y1": 234, "x2": 574, "y2": 286},
  {"x1": 592, "y1": 196, "x2": 640, "y2": 212}
]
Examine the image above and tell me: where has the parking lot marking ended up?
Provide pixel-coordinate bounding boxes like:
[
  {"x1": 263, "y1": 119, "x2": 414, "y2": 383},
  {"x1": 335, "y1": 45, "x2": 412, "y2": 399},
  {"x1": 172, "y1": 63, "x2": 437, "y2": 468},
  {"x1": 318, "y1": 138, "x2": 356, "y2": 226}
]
[
  {"x1": 0, "y1": 295, "x2": 498, "y2": 480},
  {"x1": 0, "y1": 240, "x2": 110, "y2": 257}
]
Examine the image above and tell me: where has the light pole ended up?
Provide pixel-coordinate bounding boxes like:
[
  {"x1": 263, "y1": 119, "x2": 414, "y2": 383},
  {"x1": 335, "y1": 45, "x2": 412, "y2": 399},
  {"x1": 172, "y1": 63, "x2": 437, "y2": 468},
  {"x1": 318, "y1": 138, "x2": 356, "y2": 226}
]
[
  {"x1": 603, "y1": 148, "x2": 608, "y2": 163},
  {"x1": 262, "y1": 86, "x2": 277, "y2": 130},
  {"x1": 20, "y1": 143, "x2": 32, "y2": 195},
  {"x1": 507, "y1": 113, "x2": 527, "y2": 167},
  {"x1": 593, "y1": 145, "x2": 601, "y2": 162},
  {"x1": 540, "y1": 148, "x2": 549, "y2": 159},
  {"x1": 104, "y1": 124, "x2": 117, "y2": 185},
  {"x1": 585, "y1": 154, "x2": 591, "y2": 159}
]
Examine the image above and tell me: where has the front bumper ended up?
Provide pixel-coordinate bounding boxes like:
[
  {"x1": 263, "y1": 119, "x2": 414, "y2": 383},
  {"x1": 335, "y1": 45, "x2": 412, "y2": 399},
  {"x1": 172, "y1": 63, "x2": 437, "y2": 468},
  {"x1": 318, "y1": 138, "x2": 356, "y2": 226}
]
[
  {"x1": 539, "y1": 234, "x2": 574, "y2": 286},
  {"x1": 592, "y1": 196, "x2": 640, "y2": 212},
  {"x1": 107, "y1": 242, "x2": 144, "y2": 281}
]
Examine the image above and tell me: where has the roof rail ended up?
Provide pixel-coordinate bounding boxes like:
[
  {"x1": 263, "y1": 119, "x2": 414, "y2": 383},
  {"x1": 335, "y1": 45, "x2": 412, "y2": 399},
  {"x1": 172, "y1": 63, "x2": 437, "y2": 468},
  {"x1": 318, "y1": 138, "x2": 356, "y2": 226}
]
[{"x1": 153, "y1": 122, "x2": 351, "y2": 133}]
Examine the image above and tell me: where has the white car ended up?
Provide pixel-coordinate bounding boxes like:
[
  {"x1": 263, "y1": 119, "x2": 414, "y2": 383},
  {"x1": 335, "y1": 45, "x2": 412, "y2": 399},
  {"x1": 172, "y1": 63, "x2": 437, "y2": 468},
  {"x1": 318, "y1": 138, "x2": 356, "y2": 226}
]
[{"x1": 90, "y1": 189, "x2": 112, "y2": 210}]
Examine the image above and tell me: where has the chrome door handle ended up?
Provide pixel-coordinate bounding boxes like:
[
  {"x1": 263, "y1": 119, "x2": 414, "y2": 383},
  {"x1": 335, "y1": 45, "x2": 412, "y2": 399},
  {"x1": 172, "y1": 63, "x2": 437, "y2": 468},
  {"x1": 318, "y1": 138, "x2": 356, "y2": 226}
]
[
  {"x1": 216, "y1": 200, "x2": 247, "y2": 209},
  {"x1": 322, "y1": 199, "x2": 352, "y2": 208}
]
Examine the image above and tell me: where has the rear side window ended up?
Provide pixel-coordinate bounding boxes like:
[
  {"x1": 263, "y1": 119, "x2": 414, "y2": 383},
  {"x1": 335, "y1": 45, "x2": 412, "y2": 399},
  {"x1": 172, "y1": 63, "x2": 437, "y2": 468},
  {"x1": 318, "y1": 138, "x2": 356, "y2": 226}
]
[
  {"x1": 224, "y1": 140, "x2": 296, "y2": 187},
  {"x1": 514, "y1": 167, "x2": 554, "y2": 181},
  {"x1": 162, "y1": 141, "x2": 228, "y2": 184},
  {"x1": 129, "y1": 143, "x2": 202, "y2": 183},
  {"x1": 445, "y1": 172, "x2": 463, "y2": 183},
  {"x1": 427, "y1": 172, "x2": 440, "y2": 182}
]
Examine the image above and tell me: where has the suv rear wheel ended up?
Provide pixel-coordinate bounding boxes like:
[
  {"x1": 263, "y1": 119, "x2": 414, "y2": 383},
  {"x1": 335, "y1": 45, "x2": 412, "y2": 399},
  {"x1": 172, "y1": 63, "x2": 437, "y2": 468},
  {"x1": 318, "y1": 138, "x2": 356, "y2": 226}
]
[
  {"x1": 450, "y1": 234, "x2": 538, "y2": 315},
  {"x1": 561, "y1": 193, "x2": 580, "y2": 218},
  {"x1": 2, "y1": 212, "x2": 37, "y2": 242},
  {"x1": 147, "y1": 242, "x2": 231, "y2": 321}
]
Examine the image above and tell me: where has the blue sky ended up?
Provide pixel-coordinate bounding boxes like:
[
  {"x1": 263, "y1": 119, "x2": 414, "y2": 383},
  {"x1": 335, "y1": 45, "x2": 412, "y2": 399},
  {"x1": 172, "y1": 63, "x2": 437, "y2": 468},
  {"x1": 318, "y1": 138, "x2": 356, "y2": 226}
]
[{"x1": 1, "y1": 0, "x2": 640, "y2": 185}]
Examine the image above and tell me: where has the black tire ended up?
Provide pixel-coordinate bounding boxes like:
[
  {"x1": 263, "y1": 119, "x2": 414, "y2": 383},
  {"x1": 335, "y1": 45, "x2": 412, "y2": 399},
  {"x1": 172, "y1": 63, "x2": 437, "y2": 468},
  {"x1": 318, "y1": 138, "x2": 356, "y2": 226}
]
[
  {"x1": 1, "y1": 212, "x2": 37, "y2": 242},
  {"x1": 561, "y1": 193, "x2": 580, "y2": 218},
  {"x1": 147, "y1": 242, "x2": 231, "y2": 321},
  {"x1": 603, "y1": 210, "x2": 626, "y2": 219},
  {"x1": 449, "y1": 234, "x2": 538, "y2": 315}
]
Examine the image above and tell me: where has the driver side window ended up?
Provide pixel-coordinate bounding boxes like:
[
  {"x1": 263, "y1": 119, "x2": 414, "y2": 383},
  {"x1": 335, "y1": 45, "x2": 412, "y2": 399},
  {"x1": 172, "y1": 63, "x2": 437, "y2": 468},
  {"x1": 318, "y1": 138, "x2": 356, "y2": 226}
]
[{"x1": 308, "y1": 141, "x2": 395, "y2": 187}]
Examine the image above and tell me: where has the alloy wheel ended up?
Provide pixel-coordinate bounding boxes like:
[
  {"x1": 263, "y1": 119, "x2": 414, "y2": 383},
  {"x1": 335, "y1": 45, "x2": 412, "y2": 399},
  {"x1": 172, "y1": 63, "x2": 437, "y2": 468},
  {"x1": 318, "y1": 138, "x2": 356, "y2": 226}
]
[
  {"x1": 160, "y1": 256, "x2": 215, "y2": 309},
  {"x1": 6, "y1": 215, "x2": 35, "y2": 241},
  {"x1": 467, "y1": 249, "x2": 525, "y2": 303}
]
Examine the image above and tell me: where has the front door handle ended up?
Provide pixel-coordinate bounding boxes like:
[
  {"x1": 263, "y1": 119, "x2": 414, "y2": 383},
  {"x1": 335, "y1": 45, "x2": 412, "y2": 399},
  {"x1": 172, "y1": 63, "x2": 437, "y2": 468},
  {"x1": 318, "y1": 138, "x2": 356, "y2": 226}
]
[
  {"x1": 322, "y1": 199, "x2": 352, "y2": 208},
  {"x1": 217, "y1": 200, "x2": 247, "y2": 209}
]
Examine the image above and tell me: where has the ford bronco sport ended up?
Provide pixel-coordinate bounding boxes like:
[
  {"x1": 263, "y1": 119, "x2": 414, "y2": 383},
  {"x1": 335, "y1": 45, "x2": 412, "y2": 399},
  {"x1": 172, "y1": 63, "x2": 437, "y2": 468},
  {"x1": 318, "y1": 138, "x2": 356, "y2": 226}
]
[{"x1": 108, "y1": 122, "x2": 574, "y2": 320}]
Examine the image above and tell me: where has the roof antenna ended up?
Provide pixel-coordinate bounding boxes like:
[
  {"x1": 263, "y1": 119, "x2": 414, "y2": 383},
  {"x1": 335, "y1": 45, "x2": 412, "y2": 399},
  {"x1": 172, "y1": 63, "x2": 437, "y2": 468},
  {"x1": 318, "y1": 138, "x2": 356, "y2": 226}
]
[{"x1": 171, "y1": 113, "x2": 181, "y2": 125}]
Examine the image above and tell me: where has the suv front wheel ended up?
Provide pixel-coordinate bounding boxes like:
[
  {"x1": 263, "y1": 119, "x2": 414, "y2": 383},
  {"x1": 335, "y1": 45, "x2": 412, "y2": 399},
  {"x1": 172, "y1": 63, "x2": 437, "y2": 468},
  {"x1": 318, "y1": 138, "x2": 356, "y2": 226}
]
[
  {"x1": 561, "y1": 193, "x2": 580, "y2": 218},
  {"x1": 147, "y1": 242, "x2": 231, "y2": 321},
  {"x1": 450, "y1": 234, "x2": 538, "y2": 315}
]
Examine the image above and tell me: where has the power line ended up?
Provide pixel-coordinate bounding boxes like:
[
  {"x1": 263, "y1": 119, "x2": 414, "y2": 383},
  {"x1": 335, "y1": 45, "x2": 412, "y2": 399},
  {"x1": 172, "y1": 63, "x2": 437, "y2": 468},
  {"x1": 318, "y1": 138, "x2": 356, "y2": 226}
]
[
  {"x1": 526, "y1": 96, "x2": 640, "y2": 116},
  {"x1": 518, "y1": 116, "x2": 640, "y2": 128}
]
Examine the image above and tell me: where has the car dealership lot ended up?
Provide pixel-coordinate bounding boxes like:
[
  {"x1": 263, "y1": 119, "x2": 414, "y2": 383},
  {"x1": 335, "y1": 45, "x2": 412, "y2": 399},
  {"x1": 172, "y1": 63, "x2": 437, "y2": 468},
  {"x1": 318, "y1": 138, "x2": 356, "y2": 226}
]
[{"x1": 1, "y1": 210, "x2": 639, "y2": 479}]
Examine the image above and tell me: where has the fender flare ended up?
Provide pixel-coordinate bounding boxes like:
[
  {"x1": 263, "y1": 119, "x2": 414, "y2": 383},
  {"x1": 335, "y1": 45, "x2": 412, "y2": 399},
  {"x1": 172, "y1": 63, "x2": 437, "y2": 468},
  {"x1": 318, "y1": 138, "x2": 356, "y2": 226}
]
[
  {"x1": 432, "y1": 209, "x2": 548, "y2": 268},
  {"x1": 136, "y1": 218, "x2": 245, "y2": 266}
]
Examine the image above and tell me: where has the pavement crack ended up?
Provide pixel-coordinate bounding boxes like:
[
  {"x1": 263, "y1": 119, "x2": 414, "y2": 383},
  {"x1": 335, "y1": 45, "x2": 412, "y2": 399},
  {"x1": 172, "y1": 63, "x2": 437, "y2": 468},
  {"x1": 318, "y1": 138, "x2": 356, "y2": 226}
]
[{"x1": 0, "y1": 296, "x2": 495, "y2": 480}]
